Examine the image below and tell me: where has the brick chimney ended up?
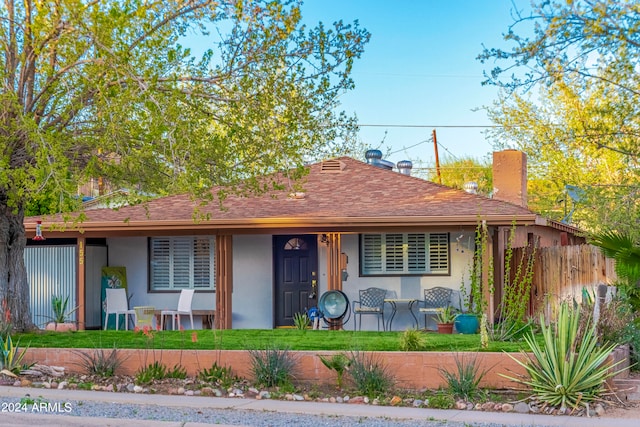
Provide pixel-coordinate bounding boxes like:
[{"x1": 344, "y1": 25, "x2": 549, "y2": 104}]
[{"x1": 492, "y1": 150, "x2": 527, "y2": 207}]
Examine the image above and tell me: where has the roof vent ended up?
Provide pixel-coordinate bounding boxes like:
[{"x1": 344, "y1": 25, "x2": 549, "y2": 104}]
[
  {"x1": 365, "y1": 149, "x2": 394, "y2": 170},
  {"x1": 463, "y1": 181, "x2": 479, "y2": 194},
  {"x1": 320, "y1": 159, "x2": 346, "y2": 173},
  {"x1": 396, "y1": 160, "x2": 413, "y2": 176}
]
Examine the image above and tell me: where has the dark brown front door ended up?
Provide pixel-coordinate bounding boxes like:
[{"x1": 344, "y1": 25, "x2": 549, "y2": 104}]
[{"x1": 274, "y1": 235, "x2": 318, "y2": 328}]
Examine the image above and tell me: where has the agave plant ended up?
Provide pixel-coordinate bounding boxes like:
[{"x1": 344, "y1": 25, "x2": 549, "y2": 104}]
[{"x1": 503, "y1": 301, "x2": 625, "y2": 410}]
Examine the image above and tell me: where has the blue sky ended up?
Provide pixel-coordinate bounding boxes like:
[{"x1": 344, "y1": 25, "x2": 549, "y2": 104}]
[{"x1": 301, "y1": 0, "x2": 530, "y2": 167}]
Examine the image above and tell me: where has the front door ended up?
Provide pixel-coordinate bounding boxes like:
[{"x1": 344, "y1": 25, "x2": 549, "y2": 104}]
[{"x1": 274, "y1": 235, "x2": 318, "y2": 328}]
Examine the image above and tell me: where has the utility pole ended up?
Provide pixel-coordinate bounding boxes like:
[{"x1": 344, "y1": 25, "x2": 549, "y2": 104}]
[{"x1": 433, "y1": 129, "x2": 442, "y2": 184}]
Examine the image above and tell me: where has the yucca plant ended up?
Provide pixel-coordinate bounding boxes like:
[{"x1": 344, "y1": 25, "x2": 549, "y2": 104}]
[
  {"x1": 439, "y1": 353, "x2": 488, "y2": 401},
  {"x1": 503, "y1": 301, "x2": 625, "y2": 410}
]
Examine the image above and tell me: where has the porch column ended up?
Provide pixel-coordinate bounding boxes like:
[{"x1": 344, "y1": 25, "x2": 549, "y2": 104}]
[
  {"x1": 77, "y1": 237, "x2": 86, "y2": 330},
  {"x1": 215, "y1": 235, "x2": 233, "y2": 329},
  {"x1": 325, "y1": 233, "x2": 342, "y2": 292},
  {"x1": 325, "y1": 233, "x2": 343, "y2": 330}
]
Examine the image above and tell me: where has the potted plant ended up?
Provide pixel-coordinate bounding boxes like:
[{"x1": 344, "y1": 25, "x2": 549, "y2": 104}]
[
  {"x1": 436, "y1": 306, "x2": 456, "y2": 334},
  {"x1": 45, "y1": 295, "x2": 79, "y2": 332},
  {"x1": 456, "y1": 226, "x2": 490, "y2": 334}
]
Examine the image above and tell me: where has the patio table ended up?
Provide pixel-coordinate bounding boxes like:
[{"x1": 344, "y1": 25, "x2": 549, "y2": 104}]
[{"x1": 384, "y1": 298, "x2": 419, "y2": 330}]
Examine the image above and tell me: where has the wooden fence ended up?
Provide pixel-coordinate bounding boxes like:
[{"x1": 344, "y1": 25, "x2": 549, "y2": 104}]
[{"x1": 508, "y1": 244, "x2": 616, "y2": 320}]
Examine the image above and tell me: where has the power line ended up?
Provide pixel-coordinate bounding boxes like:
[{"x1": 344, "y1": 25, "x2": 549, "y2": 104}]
[{"x1": 357, "y1": 124, "x2": 501, "y2": 128}]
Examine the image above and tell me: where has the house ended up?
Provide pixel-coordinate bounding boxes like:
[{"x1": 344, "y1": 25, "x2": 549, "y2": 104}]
[{"x1": 23, "y1": 149, "x2": 584, "y2": 331}]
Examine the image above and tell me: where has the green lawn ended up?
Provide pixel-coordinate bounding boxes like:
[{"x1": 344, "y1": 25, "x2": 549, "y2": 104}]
[{"x1": 14, "y1": 329, "x2": 531, "y2": 352}]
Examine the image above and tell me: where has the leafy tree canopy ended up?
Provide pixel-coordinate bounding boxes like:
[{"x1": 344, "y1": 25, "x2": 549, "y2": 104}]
[
  {"x1": 1, "y1": 0, "x2": 370, "y2": 213},
  {"x1": 420, "y1": 156, "x2": 492, "y2": 197},
  {"x1": 478, "y1": 0, "x2": 640, "y2": 236},
  {"x1": 0, "y1": 0, "x2": 369, "y2": 330}
]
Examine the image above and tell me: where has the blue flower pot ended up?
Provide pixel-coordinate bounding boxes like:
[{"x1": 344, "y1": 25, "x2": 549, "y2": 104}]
[{"x1": 454, "y1": 313, "x2": 479, "y2": 334}]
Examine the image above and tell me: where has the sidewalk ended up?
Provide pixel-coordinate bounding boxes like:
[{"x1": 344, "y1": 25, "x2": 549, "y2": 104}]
[{"x1": 0, "y1": 385, "x2": 636, "y2": 427}]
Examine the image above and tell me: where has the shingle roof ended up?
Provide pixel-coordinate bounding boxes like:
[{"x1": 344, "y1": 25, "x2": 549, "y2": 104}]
[{"x1": 27, "y1": 157, "x2": 542, "y2": 235}]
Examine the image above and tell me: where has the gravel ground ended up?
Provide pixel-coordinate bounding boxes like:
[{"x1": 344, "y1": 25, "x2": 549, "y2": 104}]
[{"x1": 1, "y1": 396, "x2": 527, "y2": 427}]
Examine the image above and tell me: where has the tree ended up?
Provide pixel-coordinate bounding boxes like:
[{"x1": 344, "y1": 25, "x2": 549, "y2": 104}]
[
  {"x1": 478, "y1": 0, "x2": 640, "y2": 234},
  {"x1": 0, "y1": 0, "x2": 369, "y2": 331},
  {"x1": 421, "y1": 156, "x2": 492, "y2": 196}
]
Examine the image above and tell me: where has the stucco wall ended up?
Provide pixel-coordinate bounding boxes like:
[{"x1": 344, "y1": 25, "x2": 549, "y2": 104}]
[
  {"x1": 331, "y1": 232, "x2": 475, "y2": 332},
  {"x1": 23, "y1": 348, "x2": 530, "y2": 390},
  {"x1": 106, "y1": 237, "x2": 215, "y2": 330},
  {"x1": 231, "y1": 235, "x2": 273, "y2": 328}
]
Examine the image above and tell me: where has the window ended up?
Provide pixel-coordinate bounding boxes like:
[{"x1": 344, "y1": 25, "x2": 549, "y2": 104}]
[
  {"x1": 360, "y1": 233, "x2": 449, "y2": 275},
  {"x1": 149, "y1": 236, "x2": 215, "y2": 290}
]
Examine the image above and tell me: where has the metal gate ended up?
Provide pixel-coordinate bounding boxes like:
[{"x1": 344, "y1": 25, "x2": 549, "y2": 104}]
[{"x1": 24, "y1": 245, "x2": 77, "y2": 328}]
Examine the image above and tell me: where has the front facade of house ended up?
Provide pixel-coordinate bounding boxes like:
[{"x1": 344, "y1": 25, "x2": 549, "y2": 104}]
[{"x1": 24, "y1": 150, "x2": 584, "y2": 331}]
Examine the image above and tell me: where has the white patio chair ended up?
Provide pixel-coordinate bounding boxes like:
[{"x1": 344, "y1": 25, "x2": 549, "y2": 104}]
[
  {"x1": 104, "y1": 288, "x2": 136, "y2": 330},
  {"x1": 160, "y1": 289, "x2": 195, "y2": 330}
]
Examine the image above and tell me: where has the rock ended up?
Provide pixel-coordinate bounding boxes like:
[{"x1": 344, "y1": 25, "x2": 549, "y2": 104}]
[
  {"x1": 412, "y1": 399, "x2": 423, "y2": 408},
  {"x1": 595, "y1": 403, "x2": 605, "y2": 416},
  {"x1": 248, "y1": 387, "x2": 259, "y2": 394},
  {"x1": 133, "y1": 385, "x2": 144, "y2": 393},
  {"x1": 501, "y1": 403, "x2": 514, "y2": 412},
  {"x1": 474, "y1": 403, "x2": 482, "y2": 410},
  {"x1": 193, "y1": 390, "x2": 201, "y2": 396},
  {"x1": 372, "y1": 398, "x2": 380, "y2": 406},
  {"x1": 336, "y1": 396, "x2": 343, "y2": 403},
  {"x1": 68, "y1": 383, "x2": 78, "y2": 390},
  {"x1": 103, "y1": 384, "x2": 114, "y2": 392},
  {"x1": 201, "y1": 387, "x2": 213, "y2": 396},
  {"x1": 348, "y1": 396, "x2": 365, "y2": 404},
  {"x1": 514, "y1": 402, "x2": 530, "y2": 413},
  {"x1": 42, "y1": 382, "x2": 51, "y2": 389},
  {"x1": 481, "y1": 402, "x2": 494, "y2": 411},
  {"x1": 329, "y1": 397, "x2": 336, "y2": 403},
  {"x1": 213, "y1": 388, "x2": 223, "y2": 397},
  {"x1": 390, "y1": 396, "x2": 402, "y2": 406},
  {"x1": 20, "y1": 379, "x2": 32, "y2": 387},
  {"x1": 293, "y1": 394, "x2": 304, "y2": 401},
  {"x1": 50, "y1": 381, "x2": 58, "y2": 389},
  {"x1": 177, "y1": 387, "x2": 185, "y2": 395},
  {"x1": 126, "y1": 383, "x2": 136, "y2": 392},
  {"x1": 455, "y1": 401, "x2": 467, "y2": 410},
  {"x1": 343, "y1": 395, "x2": 350, "y2": 403},
  {"x1": 259, "y1": 391, "x2": 271, "y2": 400},
  {"x1": 363, "y1": 396, "x2": 369, "y2": 404},
  {"x1": 185, "y1": 390, "x2": 194, "y2": 396},
  {"x1": 466, "y1": 403, "x2": 474, "y2": 410}
]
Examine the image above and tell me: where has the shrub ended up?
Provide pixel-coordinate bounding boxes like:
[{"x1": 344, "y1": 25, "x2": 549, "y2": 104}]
[
  {"x1": 318, "y1": 353, "x2": 350, "y2": 389},
  {"x1": 73, "y1": 347, "x2": 122, "y2": 377},
  {"x1": 438, "y1": 353, "x2": 488, "y2": 401},
  {"x1": 166, "y1": 364, "x2": 187, "y2": 379},
  {"x1": 293, "y1": 312, "x2": 309, "y2": 330},
  {"x1": 399, "y1": 328, "x2": 424, "y2": 351},
  {"x1": 248, "y1": 346, "x2": 297, "y2": 388},
  {"x1": 198, "y1": 362, "x2": 239, "y2": 388},
  {"x1": 347, "y1": 351, "x2": 393, "y2": 398},
  {"x1": 504, "y1": 301, "x2": 626, "y2": 410},
  {"x1": 427, "y1": 391, "x2": 455, "y2": 409},
  {"x1": 135, "y1": 360, "x2": 168, "y2": 385}
]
